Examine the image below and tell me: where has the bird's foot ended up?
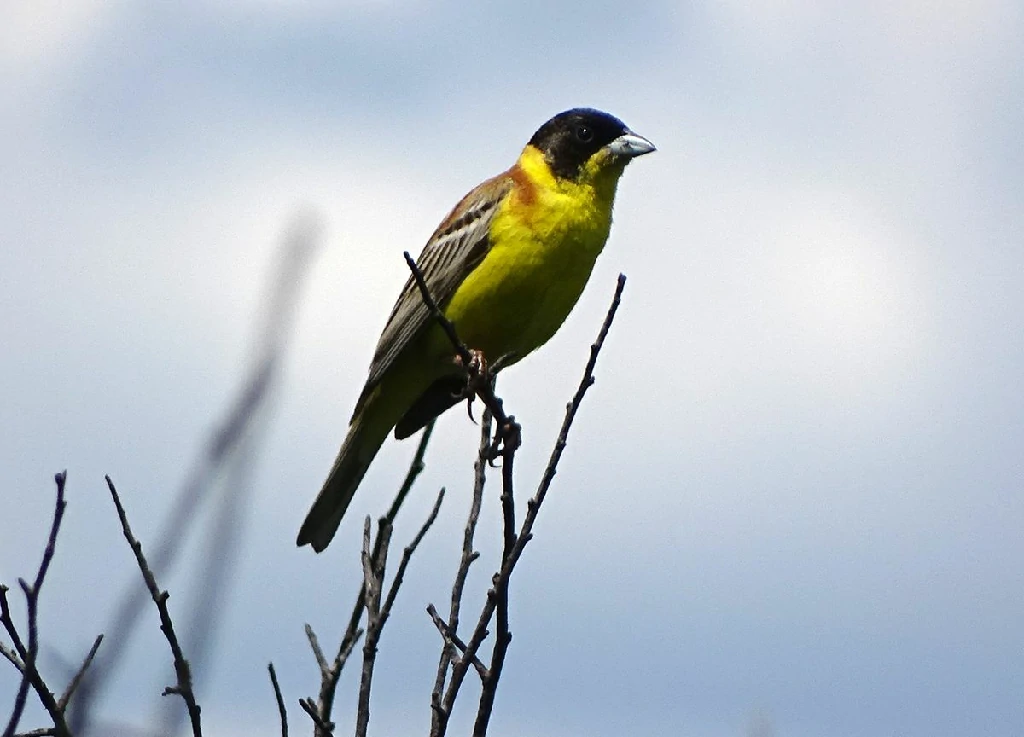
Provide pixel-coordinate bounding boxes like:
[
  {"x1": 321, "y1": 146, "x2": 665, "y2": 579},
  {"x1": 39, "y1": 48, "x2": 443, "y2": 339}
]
[{"x1": 453, "y1": 349, "x2": 492, "y2": 417}]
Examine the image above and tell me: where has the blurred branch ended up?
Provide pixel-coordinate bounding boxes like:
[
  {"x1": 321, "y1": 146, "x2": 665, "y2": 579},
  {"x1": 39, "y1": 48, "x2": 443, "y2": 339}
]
[
  {"x1": 105, "y1": 476, "x2": 201, "y2": 737},
  {"x1": 72, "y1": 211, "x2": 323, "y2": 734},
  {"x1": 266, "y1": 663, "x2": 287, "y2": 737},
  {"x1": 1, "y1": 471, "x2": 80, "y2": 737}
]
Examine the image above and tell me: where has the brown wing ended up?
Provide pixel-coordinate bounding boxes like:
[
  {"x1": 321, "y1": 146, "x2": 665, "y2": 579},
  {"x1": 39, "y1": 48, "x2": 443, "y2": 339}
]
[{"x1": 352, "y1": 171, "x2": 514, "y2": 418}]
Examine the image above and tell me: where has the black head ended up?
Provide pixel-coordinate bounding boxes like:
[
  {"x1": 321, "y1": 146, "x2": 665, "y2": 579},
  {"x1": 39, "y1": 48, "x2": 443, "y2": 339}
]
[{"x1": 528, "y1": 108, "x2": 632, "y2": 180}]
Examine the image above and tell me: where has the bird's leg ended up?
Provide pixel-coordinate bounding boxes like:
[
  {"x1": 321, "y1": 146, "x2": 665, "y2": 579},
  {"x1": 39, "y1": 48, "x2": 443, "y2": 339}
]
[
  {"x1": 452, "y1": 348, "x2": 490, "y2": 424},
  {"x1": 450, "y1": 349, "x2": 520, "y2": 462}
]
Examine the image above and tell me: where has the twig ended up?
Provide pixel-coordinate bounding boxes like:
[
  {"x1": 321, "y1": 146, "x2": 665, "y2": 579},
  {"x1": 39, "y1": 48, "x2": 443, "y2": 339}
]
[
  {"x1": 402, "y1": 252, "x2": 519, "y2": 455},
  {"x1": 0, "y1": 642, "x2": 24, "y2": 673},
  {"x1": 105, "y1": 475, "x2": 202, "y2": 737},
  {"x1": 401, "y1": 251, "x2": 476, "y2": 375},
  {"x1": 267, "y1": 663, "x2": 288, "y2": 737},
  {"x1": 381, "y1": 488, "x2": 445, "y2": 620},
  {"x1": 72, "y1": 212, "x2": 322, "y2": 735},
  {"x1": 429, "y1": 410, "x2": 491, "y2": 735},
  {"x1": 299, "y1": 698, "x2": 334, "y2": 735},
  {"x1": 473, "y1": 274, "x2": 627, "y2": 736},
  {"x1": 426, "y1": 604, "x2": 488, "y2": 679},
  {"x1": 304, "y1": 625, "x2": 330, "y2": 678},
  {"x1": 354, "y1": 516, "x2": 389, "y2": 737},
  {"x1": 355, "y1": 487, "x2": 446, "y2": 737},
  {"x1": 304, "y1": 422, "x2": 433, "y2": 735},
  {"x1": 56, "y1": 634, "x2": 103, "y2": 712},
  {"x1": 430, "y1": 275, "x2": 627, "y2": 737},
  {"x1": 2, "y1": 471, "x2": 69, "y2": 737},
  {"x1": 508, "y1": 274, "x2": 626, "y2": 571},
  {"x1": 473, "y1": 422, "x2": 518, "y2": 737}
]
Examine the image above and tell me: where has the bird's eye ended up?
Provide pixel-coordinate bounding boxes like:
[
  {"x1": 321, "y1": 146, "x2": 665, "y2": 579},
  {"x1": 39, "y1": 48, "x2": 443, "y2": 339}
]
[{"x1": 576, "y1": 124, "x2": 593, "y2": 142}]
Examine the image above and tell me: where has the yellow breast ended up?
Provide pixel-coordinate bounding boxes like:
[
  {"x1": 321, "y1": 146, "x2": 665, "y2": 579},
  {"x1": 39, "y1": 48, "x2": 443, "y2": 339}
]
[{"x1": 441, "y1": 145, "x2": 622, "y2": 366}]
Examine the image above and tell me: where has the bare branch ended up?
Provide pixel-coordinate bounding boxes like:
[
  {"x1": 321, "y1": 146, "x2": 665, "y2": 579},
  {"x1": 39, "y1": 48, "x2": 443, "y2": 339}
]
[
  {"x1": 299, "y1": 698, "x2": 334, "y2": 735},
  {"x1": 2, "y1": 471, "x2": 69, "y2": 737},
  {"x1": 304, "y1": 624, "x2": 330, "y2": 679},
  {"x1": 72, "y1": 213, "x2": 322, "y2": 735},
  {"x1": 306, "y1": 421, "x2": 434, "y2": 735},
  {"x1": 473, "y1": 274, "x2": 627, "y2": 736},
  {"x1": 56, "y1": 635, "x2": 103, "y2": 712},
  {"x1": 473, "y1": 423, "x2": 518, "y2": 737},
  {"x1": 426, "y1": 604, "x2": 487, "y2": 679},
  {"x1": 381, "y1": 488, "x2": 445, "y2": 620},
  {"x1": 429, "y1": 275, "x2": 627, "y2": 737},
  {"x1": 354, "y1": 486, "x2": 445, "y2": 737},
  {"x1": 430, "y1": 411, "x2": 491, "y2": 735},
  {"x1": 105, "y1": 475, "x2": 202, "y2": 737},
  {"x1": 354, "y1": 516, "x2": 389, "y2": 737},
  {"x1": 0, "y1": 641, "x2": 24, "y2": 673},
  {"x1": 267, "y1": 663, "x2": 288, "y2": 737},
  {"x1": 401, "y1": 252, "x2": 519, "y2": 456}
]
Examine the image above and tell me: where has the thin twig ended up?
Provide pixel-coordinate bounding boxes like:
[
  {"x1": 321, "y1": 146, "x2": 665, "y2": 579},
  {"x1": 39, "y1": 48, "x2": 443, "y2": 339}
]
[
  {"x1": 267, "y1": 663, "x2": 288, "y2": 737},
  {"x1": 381, "y1": 488, "x2": 445, "y2": 620},
  {"x1": 426, "y1": 604, "x2": 488, "y2": 679},
  {"x1": 472, "y1": 425, "x2": 518, "y2": 736},
  {"x1": 472, "y1": 274, "x2": 627, "y2": 736},
  {"x1": 299, "y1": 698, "x2": 334, "y2": 735},
  {"x1": 402, "y1": 252, "x2": 519, "y2": 455},
  {"x1": 354, "y1": 516, "x2": 390, "y2": 737},
  {"x1": 431, "y1": 276, "x2": 627, "y2": 737},
  {"x1": 305, "y1": 422, "x2": 434, "y2": 735},
  {"x1": 56, "y1": 634, "x2": 103, "y2": 712},
  {"x1": 355, "y1": 487, "x2": 445, "y2": 737},
  {"x1": 304, "y1": 624, "x2": 330, "y2": 678},
  {"x1": 2, "y1": 471, "x2": 69, "y2": 737},
  {"x1": 508, "y1": 274, "x2": 627, "y2": 571},
  {"x1": 429, "y1": 410, "x2": 491, "y2": 735},
  {"x1": 105, "y1": 475, "x2": 202, "y2": 737},
  {"x1": 72, "y1": 213, "x2": 322, "y2": 735},
  {"x1": 0, "y1": 641, "x2": 24, "y2": 673}
]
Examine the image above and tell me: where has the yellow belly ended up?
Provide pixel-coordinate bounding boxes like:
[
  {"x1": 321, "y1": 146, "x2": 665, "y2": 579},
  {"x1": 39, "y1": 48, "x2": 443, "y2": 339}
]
[{"x1": 440, "y1": 177, "x2": 613, "y2": 367}]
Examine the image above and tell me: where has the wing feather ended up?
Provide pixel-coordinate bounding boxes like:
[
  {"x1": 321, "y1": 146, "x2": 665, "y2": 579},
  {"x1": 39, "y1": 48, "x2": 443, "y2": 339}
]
[{"x1": 352, "y1": 171, "x2": 514, "y2": 416}]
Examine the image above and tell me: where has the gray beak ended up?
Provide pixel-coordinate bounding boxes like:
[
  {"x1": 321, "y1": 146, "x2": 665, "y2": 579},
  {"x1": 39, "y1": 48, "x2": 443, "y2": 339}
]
[{"x1": 606, "y1": 131, "x2": 656, "y2": 158}]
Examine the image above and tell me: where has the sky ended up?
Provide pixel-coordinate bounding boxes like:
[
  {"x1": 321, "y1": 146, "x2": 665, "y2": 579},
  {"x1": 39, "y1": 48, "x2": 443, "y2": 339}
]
[{"x1": 2, "y1": 1, "x2": 1023, "y2": 736}]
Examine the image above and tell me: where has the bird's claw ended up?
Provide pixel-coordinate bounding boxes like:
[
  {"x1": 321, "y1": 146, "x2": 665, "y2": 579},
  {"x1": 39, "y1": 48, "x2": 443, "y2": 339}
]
[{"x1": 453, "y1": 349, "x2": 492, "y2": 402}]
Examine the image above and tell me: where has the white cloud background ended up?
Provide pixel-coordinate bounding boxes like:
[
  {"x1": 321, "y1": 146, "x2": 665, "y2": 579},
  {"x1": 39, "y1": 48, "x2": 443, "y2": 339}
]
[{"x1": 2, "y1": 1, "x2": 1022, "y2": 736}]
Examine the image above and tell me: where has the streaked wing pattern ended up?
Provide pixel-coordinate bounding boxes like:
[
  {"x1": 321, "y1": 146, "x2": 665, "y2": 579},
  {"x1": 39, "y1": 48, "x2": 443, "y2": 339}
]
[{"x1": 357, "y1": 173, "x2": 514, "y2": 407}]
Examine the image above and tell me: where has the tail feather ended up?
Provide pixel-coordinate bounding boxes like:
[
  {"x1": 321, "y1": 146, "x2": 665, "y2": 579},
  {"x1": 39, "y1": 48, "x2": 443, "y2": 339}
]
[{"x1": 297, "y1": 414, "x2": 389, "y2": 552}]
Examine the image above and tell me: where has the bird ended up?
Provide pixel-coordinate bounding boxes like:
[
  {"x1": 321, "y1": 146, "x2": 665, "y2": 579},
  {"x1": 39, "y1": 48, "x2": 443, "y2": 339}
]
[{"x1": 297, "y1": 107, "x2": 655, "y2": 552}]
